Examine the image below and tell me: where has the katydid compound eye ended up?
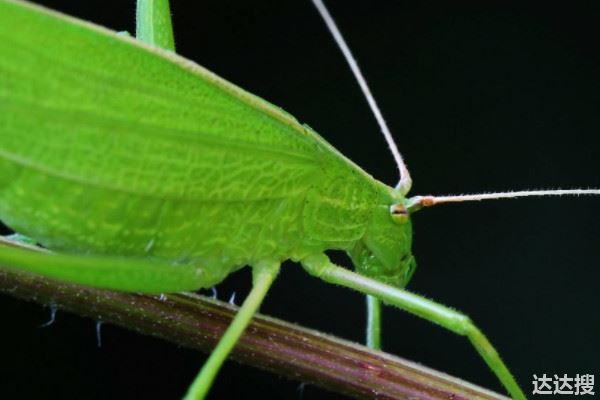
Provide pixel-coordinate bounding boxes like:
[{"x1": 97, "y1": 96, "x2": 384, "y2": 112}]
[{"x1": 390, "y1": 204, "x2": 409, "y2": 224}]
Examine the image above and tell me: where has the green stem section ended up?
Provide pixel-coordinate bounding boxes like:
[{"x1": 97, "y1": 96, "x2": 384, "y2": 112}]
[
  {"x1": 184, "y1": 263, "x2": 279, "y2": 400},
  {"x1": 366, "y1": 295, "x2": 381, "y2": 349},
  {"x1": 136, "y1": 0, "x2": 175, "y2": 51}
]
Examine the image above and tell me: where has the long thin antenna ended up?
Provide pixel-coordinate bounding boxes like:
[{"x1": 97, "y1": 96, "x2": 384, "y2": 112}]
[
  {"x1": 311, "y1": 0, "x2": 412, "y2": 195},
  {"x1": 408, "y1": 189, "x2": 600, "y2": 211}
]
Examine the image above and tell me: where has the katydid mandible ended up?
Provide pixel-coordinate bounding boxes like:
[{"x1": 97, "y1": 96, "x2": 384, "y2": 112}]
[{"x1": 0, "y1": 1, "x2": 598, "y2": 399}]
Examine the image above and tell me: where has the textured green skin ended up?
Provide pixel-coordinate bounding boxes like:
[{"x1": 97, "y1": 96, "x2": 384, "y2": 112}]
[{"x1": 0, "y1": 0, "x2": 414, "y2": 290}]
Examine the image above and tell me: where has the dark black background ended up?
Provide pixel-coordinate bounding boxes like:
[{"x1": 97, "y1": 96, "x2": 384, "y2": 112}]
[{"x1": 1, "y1": 1, "x2": 600, "y2": 399}]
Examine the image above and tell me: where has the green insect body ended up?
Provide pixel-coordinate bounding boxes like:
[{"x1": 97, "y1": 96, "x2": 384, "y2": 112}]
[
  {"x1": 0, "y1": 0, "x2": 414, "y2": 291},
  {"x1": 2, "y1": 1, "x2": 558, "y2": 399}
]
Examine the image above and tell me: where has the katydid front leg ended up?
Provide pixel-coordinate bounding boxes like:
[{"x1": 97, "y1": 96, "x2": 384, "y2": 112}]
[
  {"x1": 302, "y1": 253, "x2": 527, "y2": 400},
  {"x1": 366, "y1": 295, "x2": 382, "y2": 349}
]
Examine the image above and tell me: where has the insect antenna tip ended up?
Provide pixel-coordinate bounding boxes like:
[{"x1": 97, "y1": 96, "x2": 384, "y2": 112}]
[{"x1": 407, "y1": 188, "x2": 600, "y2": 212}]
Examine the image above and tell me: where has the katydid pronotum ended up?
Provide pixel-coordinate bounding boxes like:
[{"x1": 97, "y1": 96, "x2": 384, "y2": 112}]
[{"x1": 1, "y1": 0, "x2": 600, "y2": 400}]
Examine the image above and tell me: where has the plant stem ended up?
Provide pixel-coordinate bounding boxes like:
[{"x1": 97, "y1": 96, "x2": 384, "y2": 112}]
[{"x1": 0, "y1": 239, "x2": 508, "y2": 400}]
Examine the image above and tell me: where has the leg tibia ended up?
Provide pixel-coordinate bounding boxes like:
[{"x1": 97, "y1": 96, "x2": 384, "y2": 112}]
[
  {"x1": 366, "y1": 295, "x2": 382, "y2": 350},
  {"x1": 183, "y1": 261, "x2": 280, "y2": 400}
]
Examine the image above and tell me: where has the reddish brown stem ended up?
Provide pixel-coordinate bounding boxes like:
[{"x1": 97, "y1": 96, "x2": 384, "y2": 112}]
[{"x1": 0, "y1": 240, "x2": 508, "y2": 400}]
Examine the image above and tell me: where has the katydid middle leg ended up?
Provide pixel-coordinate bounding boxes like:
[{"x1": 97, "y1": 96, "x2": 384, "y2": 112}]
[
  {"x1": 302, "y1": 253, "x2": 527, "y2": 400},
  {"x1": 184, "y1": 261, "x2": 280, "y2": 400},
  {"x1": 134, "y1": 3, "x2": 283, "y2": 399},
  {"x1": 0, "y1": 239, "x2": 280, "y2": 399}
]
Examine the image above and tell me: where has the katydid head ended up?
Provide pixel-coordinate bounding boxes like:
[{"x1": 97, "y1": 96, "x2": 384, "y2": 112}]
[
  {"x1": 346, "y1": 186, "x2": 600, "y2": 291},
  {"x1": 311, "y1": 0, "x2": 600, "y2": 289},
  {"x1": 349, "y1": 202, "x2": 416, "y2": 288}
]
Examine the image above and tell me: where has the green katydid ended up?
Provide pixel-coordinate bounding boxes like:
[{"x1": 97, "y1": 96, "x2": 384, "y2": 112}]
[{"x1": 1, "y1": 0, "x2": 599, "y2": 399}]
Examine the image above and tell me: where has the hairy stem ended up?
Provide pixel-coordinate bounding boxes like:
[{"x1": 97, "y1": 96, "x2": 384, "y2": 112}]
[{"x1": 0, "y1": 240, "x2": 507, "y2": 400}]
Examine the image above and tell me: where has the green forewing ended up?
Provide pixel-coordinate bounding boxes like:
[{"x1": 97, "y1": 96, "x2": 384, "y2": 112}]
[
  {"x1": 0, "y1": 0, "x2": 384, "y2": 271},
  {"x1": 0, "y1": 0, "x2": 322, "y2": 202}
]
